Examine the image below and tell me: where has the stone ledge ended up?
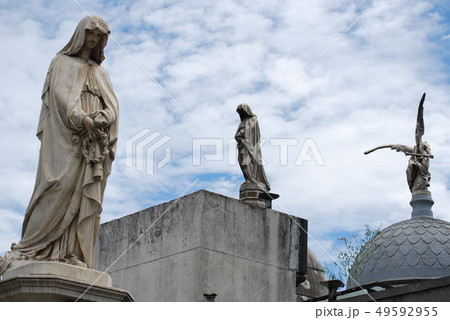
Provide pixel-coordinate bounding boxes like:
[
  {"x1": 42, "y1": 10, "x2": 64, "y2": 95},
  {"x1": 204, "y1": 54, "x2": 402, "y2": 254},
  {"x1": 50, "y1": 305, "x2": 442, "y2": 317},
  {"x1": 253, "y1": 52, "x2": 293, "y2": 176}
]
[
  {"x1": 2, "y1": 260, "x2": 112, "y2": 287},
  {"x1": 339, "y1": 276, "x2": 450, "y2": 302},
  {"x1": 0, "y1": 275, "x2": 133, "y2": 302}
]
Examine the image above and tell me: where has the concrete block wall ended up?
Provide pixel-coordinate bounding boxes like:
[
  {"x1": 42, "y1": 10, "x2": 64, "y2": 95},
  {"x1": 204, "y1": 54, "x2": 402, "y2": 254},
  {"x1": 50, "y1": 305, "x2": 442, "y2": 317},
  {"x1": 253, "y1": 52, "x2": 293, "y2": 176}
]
[{"x1": 95, "y1": 190, "x2": 307, "y2": 301}]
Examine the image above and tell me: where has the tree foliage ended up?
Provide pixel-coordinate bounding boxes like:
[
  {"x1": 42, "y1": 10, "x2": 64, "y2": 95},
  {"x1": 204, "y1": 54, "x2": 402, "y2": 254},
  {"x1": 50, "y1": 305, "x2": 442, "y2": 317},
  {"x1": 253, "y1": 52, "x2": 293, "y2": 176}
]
[{"x1": 324, "y1": 224, "x2": 381, "y2": 287}]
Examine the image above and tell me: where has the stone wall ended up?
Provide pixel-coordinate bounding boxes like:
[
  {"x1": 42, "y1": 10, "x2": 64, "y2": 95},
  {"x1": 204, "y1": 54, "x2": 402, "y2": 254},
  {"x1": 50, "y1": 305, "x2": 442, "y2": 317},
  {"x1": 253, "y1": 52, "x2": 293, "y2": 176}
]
[{"x1": 95, "y1": 190, "x2": 307, "y2": 301}]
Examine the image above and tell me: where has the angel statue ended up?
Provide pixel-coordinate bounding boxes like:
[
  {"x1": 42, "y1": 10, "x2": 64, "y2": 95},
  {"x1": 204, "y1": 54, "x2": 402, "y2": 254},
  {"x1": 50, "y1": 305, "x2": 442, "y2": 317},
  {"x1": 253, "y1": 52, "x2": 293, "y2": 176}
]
[{"x1": 364, "y1": 93, "x2": 433, "y2": 194}]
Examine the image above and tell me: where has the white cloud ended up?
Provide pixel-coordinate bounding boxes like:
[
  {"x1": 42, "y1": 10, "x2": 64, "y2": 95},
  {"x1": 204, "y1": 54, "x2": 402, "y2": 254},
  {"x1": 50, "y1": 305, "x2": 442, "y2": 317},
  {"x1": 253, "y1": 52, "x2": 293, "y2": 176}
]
[{"x1": 1, "y1": 0, "x2": 449, "y2": 270}]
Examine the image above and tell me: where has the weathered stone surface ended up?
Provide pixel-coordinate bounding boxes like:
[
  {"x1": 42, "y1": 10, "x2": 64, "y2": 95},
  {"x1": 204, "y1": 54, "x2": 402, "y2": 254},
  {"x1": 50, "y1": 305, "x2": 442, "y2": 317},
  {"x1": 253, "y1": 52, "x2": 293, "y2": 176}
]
[
  {"x1": 0, "y1": 276, "x2": 133, "y2": 302},
  {"x1": 2, "y1": 260, "x2": 111, "y2": 287},
  {"x1": 95, "y1": 190, "x2": 307, "y2": 301}
]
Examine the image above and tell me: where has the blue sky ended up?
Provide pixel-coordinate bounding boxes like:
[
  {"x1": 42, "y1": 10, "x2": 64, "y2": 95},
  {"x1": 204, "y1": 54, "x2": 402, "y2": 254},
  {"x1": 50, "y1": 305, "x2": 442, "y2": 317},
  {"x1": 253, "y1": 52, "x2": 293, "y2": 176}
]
[{"x1": 1, "y1": 0, "x2": 450, "y2": 272}]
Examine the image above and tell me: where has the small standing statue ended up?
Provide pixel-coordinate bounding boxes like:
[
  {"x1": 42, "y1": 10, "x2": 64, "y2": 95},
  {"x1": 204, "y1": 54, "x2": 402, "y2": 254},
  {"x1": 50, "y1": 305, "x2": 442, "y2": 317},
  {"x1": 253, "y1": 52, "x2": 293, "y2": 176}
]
[
  {"x1": 364, "y1": 93, "x2": 433, "y2": 194},
  {"x1": 235, "y1": 104, "x2": 270, "y2": 192},
  {"x1": 236, "y1": 104, "x2": 278, "y2": 208},
  {"x1": 0, "y1": 15, "x2": 119, "y2": 274}
]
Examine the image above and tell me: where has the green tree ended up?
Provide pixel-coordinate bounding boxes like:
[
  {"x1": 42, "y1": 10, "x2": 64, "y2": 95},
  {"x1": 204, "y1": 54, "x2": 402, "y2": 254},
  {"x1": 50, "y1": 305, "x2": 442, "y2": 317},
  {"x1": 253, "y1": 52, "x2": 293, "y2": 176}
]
[{"x1": 324, "y1": 224, "x2": 381, "y2": 287}]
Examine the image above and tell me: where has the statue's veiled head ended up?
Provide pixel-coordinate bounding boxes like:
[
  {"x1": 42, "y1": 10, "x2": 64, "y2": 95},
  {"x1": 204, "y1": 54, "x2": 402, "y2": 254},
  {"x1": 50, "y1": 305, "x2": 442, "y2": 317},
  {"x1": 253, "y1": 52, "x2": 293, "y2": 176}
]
[
  {"x1": 59, "y1": 15, "x2": 110, "y2": 64},
  {"x1": 236, "y1": 103, "x2": 256, "y2": 121}
]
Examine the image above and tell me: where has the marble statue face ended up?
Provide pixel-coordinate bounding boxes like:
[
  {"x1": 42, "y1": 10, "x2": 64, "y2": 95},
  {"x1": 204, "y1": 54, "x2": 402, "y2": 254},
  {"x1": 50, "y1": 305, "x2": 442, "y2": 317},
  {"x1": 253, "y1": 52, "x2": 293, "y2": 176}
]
[{"x1": 84, "y1": 28, "x2": 103, "y2": 50}]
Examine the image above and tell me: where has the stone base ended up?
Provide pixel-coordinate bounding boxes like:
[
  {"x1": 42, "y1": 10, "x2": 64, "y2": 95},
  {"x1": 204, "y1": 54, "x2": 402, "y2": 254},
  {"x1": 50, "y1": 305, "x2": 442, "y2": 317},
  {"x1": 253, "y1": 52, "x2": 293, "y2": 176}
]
[
  {"x1": 239, "y1": 182, "x2": 279, "y2": 208},
  {"x1": 410, "y1": 191, "x2": 434, "y2": 218},
  {"x1": 0, "y1": 261, "x2": 133, "y2": 301},
  {"x1": 0, "y1": 276, "x2": 133, "y2": 302},
  {"x1": 2, "y1": 261, "x2": 112, "y2": 287},
  {"x1": 239, "y1": 188, "x2": 267, "y2": 207}
]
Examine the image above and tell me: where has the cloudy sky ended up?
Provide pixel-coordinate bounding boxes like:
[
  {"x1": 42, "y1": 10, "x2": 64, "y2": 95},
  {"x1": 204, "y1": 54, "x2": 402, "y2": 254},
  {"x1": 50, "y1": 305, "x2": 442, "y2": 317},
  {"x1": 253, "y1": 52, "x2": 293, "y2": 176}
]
[{"x1": 1, "y1": 0, "x2": 450, "y2": 270}]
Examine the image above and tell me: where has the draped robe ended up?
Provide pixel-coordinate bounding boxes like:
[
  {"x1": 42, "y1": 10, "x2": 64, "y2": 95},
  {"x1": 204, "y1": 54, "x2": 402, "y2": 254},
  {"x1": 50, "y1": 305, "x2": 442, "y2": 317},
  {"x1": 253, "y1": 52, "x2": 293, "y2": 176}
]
[
  {"x1": 235, "y1": 106, "x2": 270, "y2": 192},
  {"x1": 406, "y1": 144, "x2": 431, "y2": 193},
  {"x1": 5, "y1": 54, "x2": 118, "y2": 269}
]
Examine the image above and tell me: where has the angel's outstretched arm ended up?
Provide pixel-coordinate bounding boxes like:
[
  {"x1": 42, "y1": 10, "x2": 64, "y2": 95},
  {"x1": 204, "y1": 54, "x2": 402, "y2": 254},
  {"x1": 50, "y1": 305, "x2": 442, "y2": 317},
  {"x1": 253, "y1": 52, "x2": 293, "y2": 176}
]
[{"x1": 390, "y1": 144, "x2": 414, "y2": 154}]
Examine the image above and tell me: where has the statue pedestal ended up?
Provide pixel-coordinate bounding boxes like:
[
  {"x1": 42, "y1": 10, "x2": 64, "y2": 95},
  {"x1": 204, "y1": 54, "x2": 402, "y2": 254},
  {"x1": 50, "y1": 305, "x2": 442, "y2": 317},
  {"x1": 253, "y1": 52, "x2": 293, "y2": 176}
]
[
  {"x1": 239, "y1": 182, "x2": 279, "y2": 208},
  {"x1": 239, "y1": 188, "x2": 267, "y2": 207},
  {"x1": 0, "y1": 261, "x2": 133, "y2": 302},
  {"x1": 410, "y1": 191, "x2": 434, "y2": 218}
]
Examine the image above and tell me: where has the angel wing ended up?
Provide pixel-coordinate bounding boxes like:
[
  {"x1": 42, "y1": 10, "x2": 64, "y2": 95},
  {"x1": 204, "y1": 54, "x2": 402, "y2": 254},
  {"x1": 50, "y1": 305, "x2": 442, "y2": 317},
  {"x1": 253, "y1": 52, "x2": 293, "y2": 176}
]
[{"x1": 415, "y1": 92, "x2": 426, "y2": 146}]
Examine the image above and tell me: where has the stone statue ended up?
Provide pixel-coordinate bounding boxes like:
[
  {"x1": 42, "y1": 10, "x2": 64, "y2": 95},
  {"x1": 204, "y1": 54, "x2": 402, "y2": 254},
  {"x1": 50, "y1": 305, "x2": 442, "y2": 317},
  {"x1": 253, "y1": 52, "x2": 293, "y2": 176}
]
[
  {"x1": 235, "y1": 104, "x2": 270, "y2": 192},
  {"x1": 364, "y1": 93, "x2": 433, "y2": 194},
  {"x1": 0, "y1": 15, "x2": 119, "y2": 274}
]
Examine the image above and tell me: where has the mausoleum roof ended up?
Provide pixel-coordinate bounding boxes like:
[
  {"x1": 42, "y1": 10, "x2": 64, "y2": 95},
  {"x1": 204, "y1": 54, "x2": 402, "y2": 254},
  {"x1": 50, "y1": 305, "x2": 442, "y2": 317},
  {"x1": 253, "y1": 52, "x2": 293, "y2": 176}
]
[
  {"x1": 297, "y1": 249, "x2": 328, "y2": 301},
  {"x1": 347, "y1": 216, "x2": 450, "y2": 289}
]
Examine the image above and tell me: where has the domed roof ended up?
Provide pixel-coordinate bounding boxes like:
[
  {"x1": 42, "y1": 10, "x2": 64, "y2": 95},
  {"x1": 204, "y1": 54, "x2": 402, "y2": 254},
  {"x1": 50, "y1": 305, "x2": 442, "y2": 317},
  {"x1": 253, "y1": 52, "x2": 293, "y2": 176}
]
[
  {"x1": 297, "y1": 249, "x2": 328, "y2": 301},
  {"x1": 347, "y1": 216, "x2": 450, "y2": 289}
]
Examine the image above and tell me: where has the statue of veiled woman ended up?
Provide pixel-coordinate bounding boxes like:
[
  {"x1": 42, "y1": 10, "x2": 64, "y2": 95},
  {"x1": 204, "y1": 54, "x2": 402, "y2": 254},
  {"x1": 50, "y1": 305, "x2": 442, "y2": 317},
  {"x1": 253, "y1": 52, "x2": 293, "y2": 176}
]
[
  {"x1": 0, "y1": 15, "x2": 119, "y2": 273},
  {"x1": 235, "y1": 104, "x2": 270, "y2": 192}
]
